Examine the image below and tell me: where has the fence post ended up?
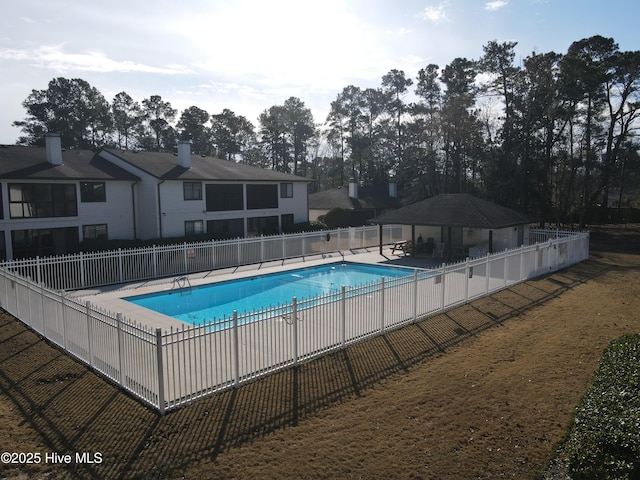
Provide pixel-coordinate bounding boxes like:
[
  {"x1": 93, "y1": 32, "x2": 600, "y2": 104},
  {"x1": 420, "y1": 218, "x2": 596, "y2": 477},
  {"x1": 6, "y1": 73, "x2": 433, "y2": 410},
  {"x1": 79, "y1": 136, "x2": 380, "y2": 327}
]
[
  {"x1": 211, "y1": 239, "x2": 216, "y2": 270},
  {"x1": 36, "y1": 256, "x2": 42, "y2": 285},
  {"x1": 155, "y1": 328, "x2": 165, "y2": 415},
  {"x1": 13, "y1": 268, "x2": 20, "y2": 319},
  {"x1": 440, "y1": 264, "x2": 446, "y2": 311},
  {"x1": 292, "y1": 297, "x2": 298, "y2": 366},
  {"x1": 153, "y1": 245, "x2": 158, "y2": 278},
  {"x1": 340, "y1": 286, "x2": 346, "y2": 348},
  {"x1": 519, "y1": 245, "x2": 525, "y2": 281},
  {"x1": 183, "y1": 242, "x2": 188, "y2": 273},
  {"x1": 117, "y1": 248, "x2": 123, "y2": 283},
  {"x1": 80, "y1": 251, "x2": 86, "y2": 289},
  {"x1": 503, "y1": 250, "x2": 508, "y2": 288},
  {"x1": 413, "y1": 270, "x2": 418, "y2": 322},
  {"x1": 61, "y1": 291, "x2": 68, "y2": 350},
  {"x1": 86, "y1": 301, "x2": 94, "y2": 366},
  {"x1": 464, "y1": 259, "x2": 470, "y2": 303},
  {"x1": 261, "y1": 236, "x2": 265, "y2": 263},
  {"x1": 232, "y1": 311, "x2": 239, "y2": 388},
  {"x1": 380, "y1": 278, "x2": 385, "y2": 333},
  {"x1": 26, "y1": 276, "x2": 32, "y2": 328},
  {"x1": 40, "y1": 282, "x2": 46, "y2": 338},
  {"x1": 116, "y1": 313, "x2": 124, "y2": 386}
]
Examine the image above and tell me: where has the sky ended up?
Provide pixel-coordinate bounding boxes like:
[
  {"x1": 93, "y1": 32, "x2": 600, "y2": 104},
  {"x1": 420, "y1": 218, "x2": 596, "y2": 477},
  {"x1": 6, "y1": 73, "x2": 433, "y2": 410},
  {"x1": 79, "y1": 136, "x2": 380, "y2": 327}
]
[{"x1": 1, "y1": 0, "x2": 639, "y2": 145}]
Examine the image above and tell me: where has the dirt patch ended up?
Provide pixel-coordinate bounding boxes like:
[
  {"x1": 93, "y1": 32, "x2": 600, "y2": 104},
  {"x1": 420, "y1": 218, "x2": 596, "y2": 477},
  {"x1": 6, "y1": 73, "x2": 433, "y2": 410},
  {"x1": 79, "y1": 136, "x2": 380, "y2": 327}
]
[{"x1": 1, "y1": 225, "x2": 639, "y2": 479}]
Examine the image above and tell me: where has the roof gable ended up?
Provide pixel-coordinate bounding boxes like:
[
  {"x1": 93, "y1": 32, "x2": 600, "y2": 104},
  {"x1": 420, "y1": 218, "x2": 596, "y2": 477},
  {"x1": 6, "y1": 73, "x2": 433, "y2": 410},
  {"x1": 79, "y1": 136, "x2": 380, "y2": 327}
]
[{"x1": 0, "y1": 146, "x2": 139, "y2": 181}]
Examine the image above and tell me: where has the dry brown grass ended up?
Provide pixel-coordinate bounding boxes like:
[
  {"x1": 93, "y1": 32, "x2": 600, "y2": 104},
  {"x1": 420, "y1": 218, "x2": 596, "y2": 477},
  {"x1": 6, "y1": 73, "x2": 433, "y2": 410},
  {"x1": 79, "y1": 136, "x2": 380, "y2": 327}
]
[{"x1": 1, "y1": 225, "x2": 639, "y2": 479}]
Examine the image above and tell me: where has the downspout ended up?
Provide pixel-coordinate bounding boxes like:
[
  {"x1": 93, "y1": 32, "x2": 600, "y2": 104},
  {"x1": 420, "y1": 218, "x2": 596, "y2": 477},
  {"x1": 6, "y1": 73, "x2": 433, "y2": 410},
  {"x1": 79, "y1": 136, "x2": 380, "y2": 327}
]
[
  {"x1": 131, "y1": 180, "x2": 138, "y2": 240},
  {"x1": 157, "y1": 180, "x2": 165, "y2": 239}
]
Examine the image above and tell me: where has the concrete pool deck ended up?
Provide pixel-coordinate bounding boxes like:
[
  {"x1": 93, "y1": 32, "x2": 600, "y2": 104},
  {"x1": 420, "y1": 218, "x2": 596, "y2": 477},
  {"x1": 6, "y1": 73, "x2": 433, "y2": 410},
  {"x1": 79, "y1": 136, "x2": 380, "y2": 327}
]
[{"x1": 69, "y1": 246, "x2": 447, "y2": 332}]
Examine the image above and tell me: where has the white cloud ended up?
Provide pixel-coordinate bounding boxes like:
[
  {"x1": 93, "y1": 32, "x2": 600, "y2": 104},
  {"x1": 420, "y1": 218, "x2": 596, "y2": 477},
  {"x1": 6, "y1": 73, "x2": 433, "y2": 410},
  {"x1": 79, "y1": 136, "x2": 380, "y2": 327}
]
[
  {"x1": 0, "y1": 45, "x2": 193, "y2": 75},
  {"x1": 485, "y1": 1, "x2": 509, "y2": 11},
  {"x1": 422, "y1": 3, "x2": 450, "y2": 24}
]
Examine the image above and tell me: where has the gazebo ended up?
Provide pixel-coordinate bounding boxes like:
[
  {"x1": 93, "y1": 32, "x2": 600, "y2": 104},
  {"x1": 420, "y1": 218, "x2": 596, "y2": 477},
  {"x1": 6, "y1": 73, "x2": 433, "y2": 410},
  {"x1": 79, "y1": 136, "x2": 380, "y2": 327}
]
[{"x1": 370, "y1": 193, "x2": 537, "y2": 261}]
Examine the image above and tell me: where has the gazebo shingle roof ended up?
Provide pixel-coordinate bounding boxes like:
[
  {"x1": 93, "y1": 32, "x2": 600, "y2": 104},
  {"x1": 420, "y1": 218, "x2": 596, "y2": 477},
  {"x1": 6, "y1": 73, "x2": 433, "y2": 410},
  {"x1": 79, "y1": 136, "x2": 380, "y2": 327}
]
[{"x1": 371, "y1": 194, "x2": 535, "y2": 229}]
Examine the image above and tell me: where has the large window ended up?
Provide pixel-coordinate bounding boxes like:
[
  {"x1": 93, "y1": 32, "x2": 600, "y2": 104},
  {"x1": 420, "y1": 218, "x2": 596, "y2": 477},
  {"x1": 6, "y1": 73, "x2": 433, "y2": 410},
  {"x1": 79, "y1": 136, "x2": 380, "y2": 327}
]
[
  {"x1": 246, "y1": 184, "x2": 278, "y2": 209},
  {"x1": 247, "y1": 216, "x2": 279, "y2": 236},
  {"x1": 80, "y1": 182, "x2": 106, "y2": 202},
  {"x1": 280, "y1": 183, "x2": 293, "y2": 198},
  {"x1": 183, "y1": 182, "x2": 202, "y2": 201},
  {"x1": 207, "y1": 218, "x2": 244, "y2": 239},
  {"x1": 83, "y1": 224, "x2": 108, "y2": 240},
  {"x1": 11, "y1": 227, "x2": 79, "y2": 259},
  {"x1": 185, "y1": 220, "x2": 204, "y2": 236},
  {"x1": 206, "y1": 184, "x2": 243, "y2": 211},
  {"x1": 9, "y1": 183, "x2": 77, "y2": 218}
]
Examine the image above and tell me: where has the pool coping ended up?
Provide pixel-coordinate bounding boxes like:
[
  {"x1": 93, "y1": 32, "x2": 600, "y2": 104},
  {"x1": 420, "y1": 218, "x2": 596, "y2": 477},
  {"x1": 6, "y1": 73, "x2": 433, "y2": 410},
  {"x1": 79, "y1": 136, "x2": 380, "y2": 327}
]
[{"x1": 70, "y1": 247, "x2": 440, "y2": 332}]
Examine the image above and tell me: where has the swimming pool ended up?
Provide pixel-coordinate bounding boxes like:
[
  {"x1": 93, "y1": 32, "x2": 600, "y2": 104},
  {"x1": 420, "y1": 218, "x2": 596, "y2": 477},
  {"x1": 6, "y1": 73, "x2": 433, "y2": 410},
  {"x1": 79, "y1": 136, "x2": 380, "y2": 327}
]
[{"x1": 124, "y1": 262, "x2": 415, "y2": 326}]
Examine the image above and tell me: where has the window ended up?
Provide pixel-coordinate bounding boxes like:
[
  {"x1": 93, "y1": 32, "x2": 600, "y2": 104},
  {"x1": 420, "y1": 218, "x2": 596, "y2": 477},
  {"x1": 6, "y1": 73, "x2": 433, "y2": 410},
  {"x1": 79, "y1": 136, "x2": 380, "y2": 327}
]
[
  {"x1": 80, "y1": 182, "x2": 106, "y2": 202},
  {"x1": 280, "y1": 183, "x2": 293, "y2": 198},
  {"x1": 0, "y1": 184, "x2": 3, "y2": 219},
  {"x1": 183, "y1": 182, "x2": 202, "y2": 201},
  {"x1": 247, "y1": 216, "x2": 279, "y2": 236},
  {"x1": 246, "y1": 184, "x2": 278, "y2": 209},
  {"x1": 281, "y1": 214, "x2": 294, "y2": 231},
  {"x1": 11, "y1": 227, "x2": 79, "y2": 259},
  {"x1": 206, "y1": 184, "x2": 243, "y2": 211},
  {"x1": 185, "y1": 220, "x2": 204, "y2": 236},
  {"x1": 9, "y1": 183, "x2": 77, "y2": 218},
  {"x1": 83, "y1": 224, "x2": 108, "y2": 240},
  {"x1": 207, "y1": 218, "x2": 244, "y2": 239}
]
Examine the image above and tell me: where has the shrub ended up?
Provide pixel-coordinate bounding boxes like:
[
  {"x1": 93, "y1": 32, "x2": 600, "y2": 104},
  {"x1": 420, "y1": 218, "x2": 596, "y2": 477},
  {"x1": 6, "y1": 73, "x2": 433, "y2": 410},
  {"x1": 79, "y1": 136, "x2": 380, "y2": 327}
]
[
  {"x1": 282, "y1": 221, "x2": 328, "y2": 233},
  {"x1": 566, "y1": 334, "x2": 640, "y2": 479}
]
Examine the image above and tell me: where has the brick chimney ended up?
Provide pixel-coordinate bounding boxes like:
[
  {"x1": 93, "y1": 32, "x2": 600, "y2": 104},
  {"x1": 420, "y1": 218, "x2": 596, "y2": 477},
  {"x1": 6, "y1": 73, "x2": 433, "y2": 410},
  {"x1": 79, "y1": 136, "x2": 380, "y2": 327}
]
[
  {"x1": 177, "y1": 140, "x2": 191, "y2": 168},
  {"x1": 45, "y1": 132, "x2": 63, "y2": 166}
]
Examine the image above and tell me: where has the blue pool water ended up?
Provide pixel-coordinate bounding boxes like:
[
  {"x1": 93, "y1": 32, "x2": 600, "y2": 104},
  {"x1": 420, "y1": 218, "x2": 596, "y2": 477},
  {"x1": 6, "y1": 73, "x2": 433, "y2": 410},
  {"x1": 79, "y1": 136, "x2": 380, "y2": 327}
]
[{"x1": 125, "y1": 262, "x2": 414, "y2": 326}]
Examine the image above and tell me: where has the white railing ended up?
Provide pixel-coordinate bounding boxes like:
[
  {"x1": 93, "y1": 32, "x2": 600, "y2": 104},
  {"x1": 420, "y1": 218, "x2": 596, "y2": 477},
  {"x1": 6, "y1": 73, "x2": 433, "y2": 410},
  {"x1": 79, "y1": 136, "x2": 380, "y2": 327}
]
[
  {"x1": 0, "y1": 228, "x2": 589, "y2": 413},
  {"x1": 1, "y1": 225, "x2": 402, "y2": 291}
]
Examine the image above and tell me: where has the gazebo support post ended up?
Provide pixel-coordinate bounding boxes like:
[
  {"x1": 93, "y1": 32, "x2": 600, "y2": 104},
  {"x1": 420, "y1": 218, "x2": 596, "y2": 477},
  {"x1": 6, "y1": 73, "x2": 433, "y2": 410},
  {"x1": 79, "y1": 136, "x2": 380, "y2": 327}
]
[
  {"x1": 489, "y1": 229, "x2": 494, "y2": 254},
  {"x1": 379, "y1": 223, "x2": 383, "y2": 255},
  {"x1": 411, "y1": 225, "x2": 416, "y2": 256}
]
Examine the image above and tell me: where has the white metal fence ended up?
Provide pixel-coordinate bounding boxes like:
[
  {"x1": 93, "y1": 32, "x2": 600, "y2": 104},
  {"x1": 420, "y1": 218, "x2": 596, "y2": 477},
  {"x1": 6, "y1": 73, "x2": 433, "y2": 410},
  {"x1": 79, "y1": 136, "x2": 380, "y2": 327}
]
[
  {"x1": 0, "y1": 227, "x2": 589, "y2": 413},
  {"x1": 1, "y1": 225, "x2": 402, "y2": 291}
]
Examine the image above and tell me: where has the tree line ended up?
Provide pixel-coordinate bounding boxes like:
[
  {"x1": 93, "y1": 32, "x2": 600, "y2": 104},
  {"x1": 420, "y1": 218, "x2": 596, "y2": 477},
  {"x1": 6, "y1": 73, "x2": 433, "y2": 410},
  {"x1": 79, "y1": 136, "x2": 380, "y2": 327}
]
[{"x1": 12, "y1": 35, "x2": 640, "y2": 226}]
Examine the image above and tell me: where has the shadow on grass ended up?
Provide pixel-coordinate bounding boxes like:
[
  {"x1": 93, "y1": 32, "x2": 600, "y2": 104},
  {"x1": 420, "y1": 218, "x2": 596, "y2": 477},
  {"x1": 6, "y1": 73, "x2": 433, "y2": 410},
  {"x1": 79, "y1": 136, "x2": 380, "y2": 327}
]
[{"x1": 0, "y1": 254, "x2": 634, "y2": 479}]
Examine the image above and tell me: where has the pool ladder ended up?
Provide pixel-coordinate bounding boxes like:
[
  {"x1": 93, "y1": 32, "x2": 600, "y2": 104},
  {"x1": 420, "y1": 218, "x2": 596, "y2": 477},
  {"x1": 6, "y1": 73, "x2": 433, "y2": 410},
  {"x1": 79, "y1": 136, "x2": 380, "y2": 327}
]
[{"x1": 172, "y1": 275, "x2": 192, "y2": 295}]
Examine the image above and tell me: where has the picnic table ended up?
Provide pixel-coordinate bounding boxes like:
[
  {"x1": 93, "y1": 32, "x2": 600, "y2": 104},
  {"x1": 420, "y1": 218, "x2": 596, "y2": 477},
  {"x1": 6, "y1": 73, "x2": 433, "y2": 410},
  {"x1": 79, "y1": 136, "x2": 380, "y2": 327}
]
[{"x1": 391, "y1": 240, "x2": 413, "y2": 256}]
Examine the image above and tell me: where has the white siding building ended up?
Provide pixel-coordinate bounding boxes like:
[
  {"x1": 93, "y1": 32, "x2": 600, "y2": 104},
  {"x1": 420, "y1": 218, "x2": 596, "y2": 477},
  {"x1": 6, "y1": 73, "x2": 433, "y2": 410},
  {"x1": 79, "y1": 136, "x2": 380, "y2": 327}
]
[
  {"x1": 0, "y1": 135, "x2": 309, "y2": 260},
  {"x1": 100, "y1": 140, "x2": 309, "y2": 240}
]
